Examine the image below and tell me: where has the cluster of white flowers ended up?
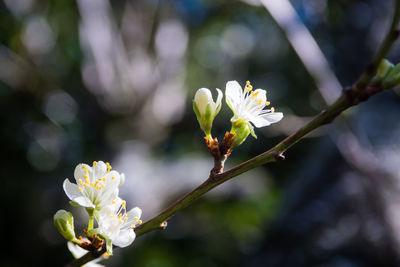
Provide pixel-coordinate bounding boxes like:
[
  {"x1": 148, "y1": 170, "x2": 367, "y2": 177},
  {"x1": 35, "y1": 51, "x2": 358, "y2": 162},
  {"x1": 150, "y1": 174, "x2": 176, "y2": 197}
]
[
  {"x1": 194, "y1": 80, "x2": 283, "y2": 146},
  {"x1": 55, "y1": 161, "x2": 142, "y2": 260},
  {"x1": 55, "y1": 81, "x2": 281, "y2": 264}
]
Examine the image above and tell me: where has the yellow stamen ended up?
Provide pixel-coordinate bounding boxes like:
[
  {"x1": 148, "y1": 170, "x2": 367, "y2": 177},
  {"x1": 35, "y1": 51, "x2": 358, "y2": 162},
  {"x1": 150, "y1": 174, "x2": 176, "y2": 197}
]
[
  {"x1": 118, "y1": 214, "x2": 122, "y2": 219},
  {"x1": 257, "y1": 99, "x2": 263, "y2": 105},
  {"x1": 265, "y1": 101, "x2": 270, "y2": 106},
  {"x1": 93, "y1": 161, "x2": 97, "y2": 166},
  {"x1": 78, "y1": 187, "x2": 83, "y2": 192},
  {"x1": 130, "y1": 225, "x2": 136, "y2": 229},
  {"x1": 250, "y1": 91, "x2": 259, "y2": 99},
  {"x1": 133, "y1": 217, "x2": 138, "y2": 221},
  {"x1": 138, "y1": 220, "x2": 142, "y2": 224},
  {"x1": 271, "y1": 107, "x2": 275, "y2": 113},
  {"x1": 245, "y1": 81, "x2": 253, "y2": 92},
  {"x1": 112, "y1": 177, "x2": 115, "y2": 180},
  {"x1": 106, "y1": 162, "x2": 112, "y2": 172},
  {"x1": 112, "y1": 200, "x2": 116, "y2": 204}
]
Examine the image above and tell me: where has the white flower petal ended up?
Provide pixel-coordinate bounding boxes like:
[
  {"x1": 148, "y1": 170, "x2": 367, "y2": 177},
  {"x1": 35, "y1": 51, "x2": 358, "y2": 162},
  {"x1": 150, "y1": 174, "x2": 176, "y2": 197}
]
[
  {"x1": 243, "y1": 89, "x2": 267, "y2": 114},
  {"x1": 98, "y1": 204, "x2": 115, "y2": 220},
  {"x1": 119, "y1": 173, "x2": 125, "y2": 187},
  {"x1": 215, "y1": 88, "x2": 223, "y2": 111},
  {"x1": 250, "y1": 112, "x2": 284, "y2": 128},
  {"x1": 93, "y1": 161, "x2": 107, "y2": 177},
  {"x1": 74, "y1": 164, "x2": 91, "y2": 183},
  {"x1": 97, "y1": 189, "x2": 119, "y2": 208},
  {"x1": 126, "y1": 207, "x2": 142, "y2": 220},
  {"x1": 67, "y1": 242, "x2": 82, "y2": 259},
  {"x1": 63, "y1": 179, "x2": 93, "y2": 207},
  {"x1": 112, "y1": 229, "x2": 136, "y2": 247},
  {"x1": 253, "y1": 89, "x2": 266, "y2": 103},
  {"x1": 104, "y1": 171, "x2": 121, "y2": 187},
  {"x1": 194, "y1": 88, "x2": 212, "y2": 115},
  {"x1": 225, "y1": 80, "x2": 243, "y2": 113}
]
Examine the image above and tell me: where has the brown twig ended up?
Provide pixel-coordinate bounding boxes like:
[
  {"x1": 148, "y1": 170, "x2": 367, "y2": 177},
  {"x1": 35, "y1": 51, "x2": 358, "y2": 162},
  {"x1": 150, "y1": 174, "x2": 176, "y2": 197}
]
[
  {"x1": 206, "y1": 132, "x2": 235, "y2": 177},
  {"x1": 65, "y1": 243, "x2": 106, "y2": 267}
]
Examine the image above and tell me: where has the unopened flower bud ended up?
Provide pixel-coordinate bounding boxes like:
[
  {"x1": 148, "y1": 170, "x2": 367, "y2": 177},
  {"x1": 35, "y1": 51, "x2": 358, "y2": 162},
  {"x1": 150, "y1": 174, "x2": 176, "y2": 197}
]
[
  {"x1": 54, "y1": 210, "x2": 77, "y2": 242},
  {"x1": 193, "y1": 88, "x2": 223, "y2": 140}
]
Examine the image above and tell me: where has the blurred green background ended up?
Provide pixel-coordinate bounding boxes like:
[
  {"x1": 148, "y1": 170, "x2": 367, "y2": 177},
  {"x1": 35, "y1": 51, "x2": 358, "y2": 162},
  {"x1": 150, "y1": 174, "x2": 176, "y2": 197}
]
[{"x1": 1, "y1": 0, "x2": 400, "y2": 266}]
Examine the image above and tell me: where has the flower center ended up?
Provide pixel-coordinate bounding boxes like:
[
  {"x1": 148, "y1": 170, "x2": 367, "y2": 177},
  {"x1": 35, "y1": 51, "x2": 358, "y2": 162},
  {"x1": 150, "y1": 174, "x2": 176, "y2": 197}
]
[
  {"x1": 242, "y1": 81, "x2": 273, "y2": 112},
  {"x1": 77, "y1": 162, "x2": 113, "y2": 192},
  {"x1": 108, "y1": 201, "x2": 142, "y2": 230}
]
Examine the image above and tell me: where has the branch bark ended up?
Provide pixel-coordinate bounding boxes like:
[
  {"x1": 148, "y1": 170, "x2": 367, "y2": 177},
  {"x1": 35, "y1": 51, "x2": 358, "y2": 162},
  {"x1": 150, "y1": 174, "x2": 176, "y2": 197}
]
[{"x1": 65, "y1": 243, "x2": 106, "y2": 267}]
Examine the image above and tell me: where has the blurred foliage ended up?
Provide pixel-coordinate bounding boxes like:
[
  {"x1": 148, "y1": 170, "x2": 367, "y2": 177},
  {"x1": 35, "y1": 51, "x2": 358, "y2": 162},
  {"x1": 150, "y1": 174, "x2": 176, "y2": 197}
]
[{"x1": 1, "y1": 0, "x2": 400, "y2": 266}]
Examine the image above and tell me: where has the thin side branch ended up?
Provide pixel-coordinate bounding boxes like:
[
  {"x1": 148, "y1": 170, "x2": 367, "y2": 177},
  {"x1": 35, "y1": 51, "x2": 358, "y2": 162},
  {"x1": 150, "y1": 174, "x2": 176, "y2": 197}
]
[
  {"x1": 65, "y1": 243, "x2": 106, "y2": 267},
  {"x1": 354, "y1": 0, "x2": 400, "y2": 91}
]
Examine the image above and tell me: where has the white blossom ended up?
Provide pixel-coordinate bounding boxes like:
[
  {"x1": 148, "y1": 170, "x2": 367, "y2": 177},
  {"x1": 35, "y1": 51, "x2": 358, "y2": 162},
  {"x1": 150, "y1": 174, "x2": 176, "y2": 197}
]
[
  {"x1": 226, "y1": 80, "x2": 283, "y2": 137},
  {"x1": 98, "y1": 197, "x2": 142, "y2": 247},
  {"x1": 63, "y1": 161, "x2": 123, "y2": 209}
]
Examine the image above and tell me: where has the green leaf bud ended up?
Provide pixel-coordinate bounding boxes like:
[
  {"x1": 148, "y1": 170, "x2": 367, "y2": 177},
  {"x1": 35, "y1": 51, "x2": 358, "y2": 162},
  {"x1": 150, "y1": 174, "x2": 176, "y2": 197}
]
[
  {"x1": 377, "y1": 59, "x2": 394, "y2": 79},
  {"x1": 54, "y1": 210, "x2": 78, "y2": 242}
]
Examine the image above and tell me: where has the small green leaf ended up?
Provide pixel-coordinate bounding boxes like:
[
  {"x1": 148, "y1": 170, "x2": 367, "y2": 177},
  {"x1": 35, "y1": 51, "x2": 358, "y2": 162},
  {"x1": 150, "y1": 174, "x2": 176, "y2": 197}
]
[
  {"x1": 87, "y1": 228, "x2": 101, "y2": 237},
  {"x1": 54, "y1": 210, "x2": 77, "y2": 242},
  {"x1": 105, "y1": 237, "x2": 113, "y2": 256},
  {"x1": 69, "y1": 201, "x2": 80, "y2": 207},
  {"x1": 377, "y1": 59, "x2": 394, "y2": 79}
]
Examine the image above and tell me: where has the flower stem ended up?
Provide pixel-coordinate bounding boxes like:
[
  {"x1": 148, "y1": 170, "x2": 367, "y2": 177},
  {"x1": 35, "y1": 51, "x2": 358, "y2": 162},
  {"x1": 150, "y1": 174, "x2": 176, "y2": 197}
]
[{"x1": 87, "y1": 208, "x2": 94, "y2": 231}]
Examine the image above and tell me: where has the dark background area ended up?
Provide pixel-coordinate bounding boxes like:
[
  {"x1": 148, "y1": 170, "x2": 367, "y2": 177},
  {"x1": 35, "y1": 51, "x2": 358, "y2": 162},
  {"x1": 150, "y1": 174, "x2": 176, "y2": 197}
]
[{"x1": 1, "y1": 0, "x2": 400, "y2": 266}]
